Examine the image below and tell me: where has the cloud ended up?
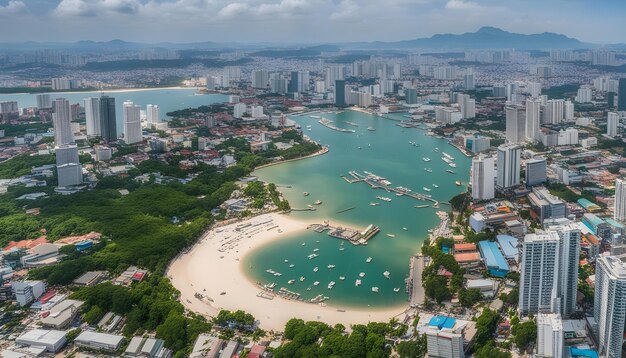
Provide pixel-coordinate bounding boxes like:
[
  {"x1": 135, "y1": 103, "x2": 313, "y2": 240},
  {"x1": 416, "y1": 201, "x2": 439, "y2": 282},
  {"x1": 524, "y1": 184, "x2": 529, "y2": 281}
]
[
  {"x1": 445, "y1": 0, "x2": 480, "y2": 10},
  {"x1": 0, "y1": 0, "x2": 27, "y2": 15},
  {"x1": 54, "y1": 0, "x2": 141, "y2": 17},
  {"x1": 256, "y1": 0, "x2": 311, "y2": 16},
  {"x1": 330, "y1": 0, "x2": 359, "y2": 21},
  {"x1": 217, "y1": 2, "x2": 248, "y2": 18}
]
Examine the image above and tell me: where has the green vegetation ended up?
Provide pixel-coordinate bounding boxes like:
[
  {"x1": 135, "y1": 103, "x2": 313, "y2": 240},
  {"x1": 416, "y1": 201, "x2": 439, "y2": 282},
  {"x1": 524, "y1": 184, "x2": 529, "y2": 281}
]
[
  {"x1": 83, "y1": 58, "x2": 251, "y2": 71},
  {"x1": 213, "y1": 309, "x2": 255, "y2": 329},
  {"x1": 459, "y1": 288, "x2": 483, "y2": 307},
  {"x1": 0, "y1": 123, "x2": 52, "y2": 136},
  {"x1": 546, "y1": 182, "x2": 604, "y2": 207},
  {"x1": 421, "y1": 241, "x2": 465, "y2": 303},
  {"x1": 166, "y1": 104, "x2": 228, "y2": 118},
  {"x1": 542, "y1": 84, "x2": 578, "y2": 99},
  {"x1": 474, "y1": 342, "x2": 511, "y2": 358},
  {"x1": 473, "y1": 309, "x2": 501, "y2": 350},
  {"x1": 0, "y1": 154, "x2": 55, "y2": 179},
  {"x1": 511, "y1": 320, "x2": 537, "y2": 351},
  {"x1": 396, "y1": 335, "x2": 427, "y2": 357}
]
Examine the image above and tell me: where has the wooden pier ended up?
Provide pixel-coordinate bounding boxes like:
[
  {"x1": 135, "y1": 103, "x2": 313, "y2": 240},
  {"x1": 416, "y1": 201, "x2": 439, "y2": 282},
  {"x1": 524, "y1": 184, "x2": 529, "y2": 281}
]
[
  {"x1": 307, "y1": 222, "x2": 380, "y2": 245},
  {"x1": 344, "y1": 171, "x2": 441, "y2": 206}
]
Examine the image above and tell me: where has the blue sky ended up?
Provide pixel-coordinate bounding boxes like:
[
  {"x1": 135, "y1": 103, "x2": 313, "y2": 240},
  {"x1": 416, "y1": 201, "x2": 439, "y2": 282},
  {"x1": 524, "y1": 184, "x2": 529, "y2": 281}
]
[{"x1": 0, "y1": 0, "x2": 624, "y2": 43}]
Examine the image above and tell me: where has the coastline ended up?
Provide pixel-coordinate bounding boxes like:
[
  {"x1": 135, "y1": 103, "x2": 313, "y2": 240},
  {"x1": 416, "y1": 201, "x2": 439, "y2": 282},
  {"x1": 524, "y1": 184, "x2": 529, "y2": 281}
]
[
  {"x1": 254, "y1": 146, "x2": 329, "y2": 170},
  {"x1": 167, "y1": 212, "x2": 409, "y2": 331},
  {"x1": 3, "y1": 86, "x2": 197, "y2": 96}
]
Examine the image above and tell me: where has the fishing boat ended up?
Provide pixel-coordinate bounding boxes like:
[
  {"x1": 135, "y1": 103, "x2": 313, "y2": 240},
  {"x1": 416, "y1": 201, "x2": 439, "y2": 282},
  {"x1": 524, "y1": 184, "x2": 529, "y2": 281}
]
[
  {"x1": 313, "y1": 281, "x2": 320, "y2": 286},
  {"x1": 327, "y1": 265, "x2": 335, "y2": 269},
  {"x1": 422, "y1": 157, "x2": 431, "y2": 162},
  {"x1": 328, "y1": 281, "x2": 336, "y2": 289},
  {"x1": 314, "y1": 200, "x2": 322, "y2": 205},
  {"x1": 313, "y1": 267, "x2": 319, "y2": 272},
  {"x1": 288, "y1": 279, "x2": 295, "y2": 284},
  {"x1": 367, "y1": 127, "x2": 375, "y2": 131},
  {"x1": 339, "y1": 276, "x2": 345, "y2": 281},
  {"x1": 393, "y1": 288, "x2": 400, "y2": 292},
  {"x1": 446, "y1": 169, "x2": 456, "y2": 174},
  {"x1": 423, "y1": 187, "x2": 431, "y2": 192},
  {"x1": 386, "y1": 234, "x2": 396, "y2": 238},
  {"x1": 300, "y1": 276, "x2": 305, "y2": 282},
  {"x1": 455, "y1": 180, "x2": 462, "y2": 186},
  {"x1": 383, "y1": 271, "x2": 390, "y2": 279},
  {"x1": 355, "y1": 279, "x2": 362, "y2": 286},
  {"x1": 371, "y1": 287, "x2": 379, "y2": 293},
  {"x1": 449, "y1": 162, "x2": 457, "y2": 168},
  {"x1": 369, "y1": 202, "x2": 380, "y2": 206},
  {"x1": 366, "y1": 257, "x2": 372, "y2": 263},
  {"x1": 415, "y1": 205, "x2": 429, "y2": 208},
  {"x1": 289, "y1": 264, "x2": 295, "y2": 268},
  {"x1": 424, "y1": 168, "x2": 433, "y2": 173},
  {"x1": 359, "y1": 272, "x2": 366, "y2": 277},
  {"x1": 303, "y1": 192, "x2": 310, "y2": 196}
]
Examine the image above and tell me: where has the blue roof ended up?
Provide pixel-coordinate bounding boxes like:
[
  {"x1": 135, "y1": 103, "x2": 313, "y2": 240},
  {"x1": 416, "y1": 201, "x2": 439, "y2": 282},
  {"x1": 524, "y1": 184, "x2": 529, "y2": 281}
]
[
  {"x1": 428, "y1": 316, "x2": 456, "y2": 330},
  {"x1": 583, "y1": 213, "x2": 605, "y2": 227},
  {"x1": 442, "y1": 246, "x2": 450, "y2": 254},
  {"x1": 569, "y1": 347, "x2": 598, "y2": 358},
  {"x1": 478, "y1": 241, "x2": 509, "y2": 274},
  {"x1": 606, "y1": 218, "x2": 625, "y2": 229},
  {"x1": 577, "y1": 198, "x2": 599, "y2": 210},
  {"x1": 496, "y1": 235, "x2": 518, "y2": 259}
]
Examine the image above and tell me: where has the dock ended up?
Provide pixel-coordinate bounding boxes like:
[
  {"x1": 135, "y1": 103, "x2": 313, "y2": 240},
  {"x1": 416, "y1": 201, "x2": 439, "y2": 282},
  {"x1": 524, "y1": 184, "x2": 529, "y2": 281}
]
[
  {"x1": 406, "y1": 255, "x2": 426, "y2": 307},
  {"x1": 319, "y1": 118, "x2": 356, "y2": 133},
  {"x1": 344, "y1": 170, "x2": 440, "y2": 205},
  {"x1": 307, "y1": 222, "x2": 380, "y2": 245}
]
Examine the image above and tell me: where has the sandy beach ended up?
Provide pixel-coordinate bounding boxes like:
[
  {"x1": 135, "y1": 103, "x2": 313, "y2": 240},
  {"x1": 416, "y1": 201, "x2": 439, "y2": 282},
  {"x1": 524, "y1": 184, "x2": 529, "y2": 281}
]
[{"x1": 167, "y1": 212, "x2": 409, "y2": 331}]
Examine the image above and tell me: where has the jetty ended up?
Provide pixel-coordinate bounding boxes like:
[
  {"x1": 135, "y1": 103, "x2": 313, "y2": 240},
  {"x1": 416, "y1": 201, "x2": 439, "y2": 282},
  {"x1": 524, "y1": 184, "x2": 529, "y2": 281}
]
[
  {"x1": 343, "y1": 170, "x2": 440, "y2": 206},
  {"x1": 406, "y1": 255, "x2": 426, "y2": 307},
  {"x1": 319, "y1": 118, "x2": 356, "y2": 133},
  {"x1": 307, "y1": 221, "x2": 380, "y2": 245}
]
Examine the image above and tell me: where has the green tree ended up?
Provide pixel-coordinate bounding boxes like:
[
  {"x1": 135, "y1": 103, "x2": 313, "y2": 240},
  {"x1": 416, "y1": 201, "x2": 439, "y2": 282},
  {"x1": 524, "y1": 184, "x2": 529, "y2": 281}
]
[
  {"x1": 512, "y1": 321, "x2": 537, "y2": 351},
  {"x1": 396, "y1": 335, "x2": 427, "y2": 357},
  {"x1": 83, "y1": 305, "x2": 104, "y2": 325}
]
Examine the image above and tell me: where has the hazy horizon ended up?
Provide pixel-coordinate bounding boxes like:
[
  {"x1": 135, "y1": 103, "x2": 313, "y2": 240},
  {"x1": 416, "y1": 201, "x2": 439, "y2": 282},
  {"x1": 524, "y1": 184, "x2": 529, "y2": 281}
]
[{"x1": 0, "y1": 0, "x2": 624, "y2": 44}]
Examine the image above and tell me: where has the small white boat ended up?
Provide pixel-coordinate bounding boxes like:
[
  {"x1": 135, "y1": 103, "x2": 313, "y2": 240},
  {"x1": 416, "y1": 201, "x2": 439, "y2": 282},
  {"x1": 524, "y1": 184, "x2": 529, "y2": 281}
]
[
  {"x1": 327, "y1": 264, "x2": 335, "y2": 269},
  {"x1": 366, "y1": 257, "x2": 372, "y2": 263},
  {"x1": 284, "y1": 259, "x2": 289, "y2": 263},
  {"x1": 328, "y1": 281, "x2": 336, "y2": 289},
  {"x1": 422, "y1": 157, "x2": 431, "y2": 162},
  {"x1": 339, "y1": 276, "x2": 345, "y2": 281},
  {"x1": 313, "y1": 281, "x2": 320, "y2": 286},
  {"x1": 367, "y1": 127, "x2": 375, "y2": 131},
  {"x1": 355, "y1": 279, "x2": 362, "y2": 286},
  {"x1": 423, "y1": 187, "x2": 431, "y2": 192},
  {"x1": 359, "y1": 272, "x2": 366, "y2": 277},
  {"x1": 313, "y1": 267, "x2": 319, "y2": 272},
  {"x1": 274, "y1": 272, "x2": 282, "y2": 277},
  {"x1": 369, "y1": 202, "x2": 380, "y2": 206},
  {"x1": 266, "y1": 269, "x2": 275, "y2": 274},
  {"x1": 314, "y1": 200, "x2": 322, "y2": 205},
  {"x1": 449, "y1": 162, "x2": 457, "y2": 168},
  {"x1": 289, "y1": 264, "x2": 295, "y2": 268},
  {"x1": 301, "y1": 243, "x2": 306, "y2": 246},
  {"x1": 424, "y1": 168, "x2": 433, "y2": 173},
  {"x1": 432, "y1": 184, "x2": 439, "y2": 188},
  {"x1": 371, "y1": 287, "x2": 379, "y2": 293},
  {"x1": 402, "y1": 227, "x2": 408, "y2": 231},
  {"x1": 303, "y1": 192, "x2": 310, "y2": 196},
  {"x1": 339, "y1": 247, "x2": 345, "y2": 251},
  {"x1": 393, "y1": 288, "x2": 400, "y2": 292},
  {"x1": 307, "y1": 254, "x2": 318, "y2": 259},
  {"x1": 383, "y1": 271, "x2": 390, "y2": 278},
  {"x1": 300, "y1": 276, "x2": 305, "y2": 282},
  {"x1": 386, "y1": 234, "x2": 396, "y2": 238},
  {"x1": 288, "y1": 279, "x2": 295, "y2": 284},
  {"x1": 313, "y1": 248, "x2": 319, "y2": 252}
]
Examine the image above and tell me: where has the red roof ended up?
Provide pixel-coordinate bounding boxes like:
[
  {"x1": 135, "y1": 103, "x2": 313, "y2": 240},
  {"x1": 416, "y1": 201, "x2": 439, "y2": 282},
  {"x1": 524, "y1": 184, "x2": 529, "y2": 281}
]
[
  {"x1": 454, "y1": 252, "x2": 481, "y2": 263},
  {"x1": 4, "y1": 236, "x2": 48, "y2": 251},
  {"x1": 132, "y1": 272, "x2": 145, "y2": 280},
  {"x1": 454, "y1": 243, "x2": 477, "y2": 252},
  {"x1": 38, "y1": 290, "x2": 57, "y2": 304}
]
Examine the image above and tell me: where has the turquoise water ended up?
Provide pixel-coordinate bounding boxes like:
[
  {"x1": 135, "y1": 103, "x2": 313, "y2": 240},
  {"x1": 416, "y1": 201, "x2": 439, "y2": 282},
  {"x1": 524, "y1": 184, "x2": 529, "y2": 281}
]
[
  {"x1": 0, "y1": 89, "x2": 229, "y2": 130},
  {"x1": 247, "y1": 111, "x2": 471, "y2": 308}
]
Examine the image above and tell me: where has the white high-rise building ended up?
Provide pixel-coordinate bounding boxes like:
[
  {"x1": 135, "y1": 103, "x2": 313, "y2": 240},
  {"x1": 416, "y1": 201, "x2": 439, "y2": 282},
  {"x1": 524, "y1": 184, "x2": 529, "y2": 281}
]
[
  {"x1": 314, "y1": 80, "x2": 326, "y2": 93},
  {"x1": 564, "y1": 100, "x2": 574, "y2": 121},
  {"x1": 251, "y1": 70, "x2": 269, "y2": 89},
  {"x1": 545, "y1": 99, "x2": 564, "y2": 124},
  {"x1": 84, "y1": 97, "x2": 101, "y2": 136},
  {"x1": 527, "y1": 82, "x2": 542, "y2": 97},
  {"x1": 233, "y1": 103, "x2": 247, "y2": 119},
  {"x1": 458, "y1": 94, "x2": 475, "y2": 119},
  {"x1": 325, "y1": 66, "x2": 345, "y2": 89},
  {"x1": 614, "y1": 178, "x2": 626, "y2": 223},
  {"x1": 471, "y1": 154, "x2": 495, "y2": 200},
  {"x1": 123, "y1": 101, "x2": 142, "y2": 144},
  {"x1": 518, "y1": 224, "x2": 580, "y2": 317},
  {"x1": 464, "y1": 73, "x2": 475, "y2": 90},
  {"x1": 505, "y1": 105, "x2": 526, "y2": 144},
  {"x1": 607, "y1": 112, "x2": 619, "y2": 138},
  {"x1": 55, "y1": 144, "x2": 82, "y2": 187},
  {"x1": 250, "y1": 105, "x2": 264, "y2": 118},
  {"x1": 426, "y1": 327, "x2": 464, "y2": 358},
  {"x1": 576, "y1": 86, "x2": 593, "y2": 103},
  {"x1": 536, "y1": 313, "x2": 564, "y2": 358},
  {"x1": 525, "y1": 98, "x2": 541, "y2": 141},
  {"x1": 496, "y1": 144, "x2": 521, "y2": 188},
  {"x1": 146, "y1": 104, "x2": 160, "y2": 127},
  {"x1": 36, "y1": 94, "x2": 52, "y2": 109},
  {"x1": 594, "y1": 256, "x2": 626, "y2": 358},
  {"x1": 52, "y1": 98, "x2": 74, "y2": 145}
]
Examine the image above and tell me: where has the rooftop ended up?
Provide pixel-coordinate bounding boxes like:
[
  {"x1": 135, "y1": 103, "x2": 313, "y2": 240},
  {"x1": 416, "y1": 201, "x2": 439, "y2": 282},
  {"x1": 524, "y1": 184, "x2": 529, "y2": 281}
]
[
  {"x1": 478, "y1": 240, "x2": 509, "y2": 272},
  {"x1": 428, "y1": 315, "x2": 457, "y2": 330},
  {"x1": 496, "y1": 234, "x2": 518, "y2": 259}
]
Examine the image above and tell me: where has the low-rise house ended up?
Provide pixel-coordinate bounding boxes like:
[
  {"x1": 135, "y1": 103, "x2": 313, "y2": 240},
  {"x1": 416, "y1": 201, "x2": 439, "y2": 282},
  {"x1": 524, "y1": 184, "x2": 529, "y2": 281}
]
[{"x1": 74, "y1": 331, "x2": 125, "y2": 353}]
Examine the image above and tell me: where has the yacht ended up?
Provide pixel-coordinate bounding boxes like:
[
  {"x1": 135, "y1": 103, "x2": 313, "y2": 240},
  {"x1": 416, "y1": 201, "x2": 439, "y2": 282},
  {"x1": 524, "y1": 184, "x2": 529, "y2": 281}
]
[
  {"x1": 339, "y1": 276, "x2": 345, "y2": 281},
  {"x1": 455, "y1": 180, "x2": 462, "y2": 186},
  {"x1": 339, "y1": 247, "x2": 345, "y2": 251},
  {"x1": 367, "y1": 127, "x2": 375, "y2": 131},
  {"x1": 313, "y1": 281, "x2": 320, "y2": 286},
  {"x1": 313, "y1": 248, "x2": 319, "y2": 252},
  {"x1": 369, "y1": 202, "x2": 380, "y2": 206},
  {"x1": 366, "y1": 257, "x2": 372, "y2": 263},
  {"x1": 402, "y1": 227, "x2": 408, "y2": 231},
  {"x1": 284, "y1": 259, "x2": 289, "y2": 263},
  {"x1": 266, "y1": 269, "x2": 276, "y2": 274},
  {"x1": 313, "y1": 267, "x2": 319, "y2": 272},
  {"x1": 393, "y1": 288, "x2": 400, "y2": 293},
  {"x1": 355, "y1": 279, "x2": 362, "y2": 287},
  {"x1": 423, "y1": 187, "x2": 431, "y2": 192},
  {"x1": 422, "y1": 157, "x2": 431, "y2": 162},
  {"x1": 289, "y1": 264, "x2": 295, "y2": 268},
  {"x1": 328, "y1": 281, "x2": 336, "y2": 289},
  {"x1": 383, "y1": 271, "x2": 390, "y2": 279},
  {"x1": 288, "y1": 279, "x2": 295, "y2": 284},
  {"x1": 449, "y1": 162, "x2": 457, "y2": 168},
  {"x1": 371, "y1": 287, "x2": 379, "y2": 293},
  {"x1": 386, "y1": 234, "x2": 396, "y2": 238},
  {"x1": 307, "y1": 254, "x2": 318, "y2": 259},
  {"x1": 443, "y1": 152, "x2": 455, "y2": 160},
  {"x1": 359, "y1": 272, "x2": 366, "y2": 277},
  {"x1": 446, "y1": 169, "x2": 456, "y2": 174},
  {"x1": 274, "y1": 272, "x2": 282, "y2": 277},
  {"x1": 432, "y1": 184, "x2": 439, "y2": 188},
  {"x1": 327, "y1": 265, "x2": 336, "y2": 269}
]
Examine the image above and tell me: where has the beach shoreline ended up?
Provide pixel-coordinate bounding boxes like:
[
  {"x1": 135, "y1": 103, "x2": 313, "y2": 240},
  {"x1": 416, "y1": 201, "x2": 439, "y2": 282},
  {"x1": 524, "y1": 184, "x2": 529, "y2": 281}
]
[
  {"x1": 3, "y1": 86, "x2": 198, "y2": 96},
  {"x1": 167, "y1": 212, "x2": 409, "y2": 331}
]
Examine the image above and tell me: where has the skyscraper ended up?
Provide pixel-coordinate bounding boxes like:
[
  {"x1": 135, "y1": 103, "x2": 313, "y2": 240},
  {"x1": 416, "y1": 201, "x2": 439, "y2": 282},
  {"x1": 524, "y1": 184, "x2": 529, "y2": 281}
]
[
  {"x1": 52, "y1": 98, "x2": 73, "y2": 145},
  {"x1": 545, "y1": 99, "x2": 564, "y2": 124},
  {"x1": 617, "y1": 78, "x2": 626, "y2": 111},
  {"x1": 123, "y1": 101, "x2": 142, "y2": 145},
  {"x1": 505, "y1": 105, "x2": 526, "y2": 144},
  {"x1": 334, "y1": 80, "x2": 346, "y2": 106},
  {"x1": 99, "y1": 96, "x2": 117, "y2": 143},
  {"x1": 525, "y1": 98, "x2": 541, "y2": 141},
  {"x1": 458, "y1": 94, "x2": 475, "y2": 119},
  {"x1": 463, "y1": 73, "x2": 475, "y2": 90},
  {"x1": 55, "y1": 144, "x2": 83, "y2": 187},
  {"x1": 471, "y1": 154, "x2": 495, "y2": 200},
  {"x1": 325, "y1": 66, "x2": 345, "y2": 89},
  {"x1": 518, "y1": 224, "x2": 580, "y2": 317},
  {"x1": 405, "y1": 88, "x2": 417, "y2": 105},
  {"x1": 146, "y1": 104, "x2": 160, "y2": 127},
  {"x1": 607, "y1": 112, "x2": 619, "y2": 138},
  {"x1": 536, "y1": 313, "x2": 564, "y2": 358},
  {"x1": 84, "y1": 97, "x2": 101, "y2": 136},
  {"x1": 525, "y1": 157, "x2": 547, "y2": 186},
  {"x1": 594, "y1": 256, "x2": 626, "y2": 358},
  {"x1": 614, "y1": 178, "x2": 626, "y2": 223},
  {"x1": 36, "y1": 94, "x2": 51, "y2": 109},
  {"x1": 251, "y1": 70, "x2": 269, "y2": 89},
  {"x1": 497, "y1": 144, "x2": 521, "y2": 188}
]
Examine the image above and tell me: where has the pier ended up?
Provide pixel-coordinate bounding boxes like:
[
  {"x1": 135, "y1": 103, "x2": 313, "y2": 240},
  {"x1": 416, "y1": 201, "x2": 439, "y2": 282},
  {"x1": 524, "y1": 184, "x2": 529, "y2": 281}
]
[
  {"x1": 319, "y1": 118, "x2": 356, "y2": 133},
  {"x1": 343, "y1": 170, "x2": 441, "y2": 206},
  {"x1": 307, "y1": 221, "x2": 380, "y2": 245}
]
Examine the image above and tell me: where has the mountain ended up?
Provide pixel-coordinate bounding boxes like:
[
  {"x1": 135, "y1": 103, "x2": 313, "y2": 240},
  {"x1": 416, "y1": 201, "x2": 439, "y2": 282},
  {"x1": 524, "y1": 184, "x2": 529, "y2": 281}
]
[{"x1": 345, "y1": 27, "x2": 594, "y2": 50}]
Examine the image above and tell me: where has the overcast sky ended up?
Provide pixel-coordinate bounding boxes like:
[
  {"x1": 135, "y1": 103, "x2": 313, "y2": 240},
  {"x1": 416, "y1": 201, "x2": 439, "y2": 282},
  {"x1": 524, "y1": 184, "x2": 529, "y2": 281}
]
[{"x1": 0, "y1": 0, "x2": 624, "y2": 44}]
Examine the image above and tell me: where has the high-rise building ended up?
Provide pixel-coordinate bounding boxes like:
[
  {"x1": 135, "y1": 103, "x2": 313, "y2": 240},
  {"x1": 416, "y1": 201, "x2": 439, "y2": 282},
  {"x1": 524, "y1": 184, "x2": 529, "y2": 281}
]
[
  {"x1": 545, "y1": 99, "x2": 564, "y2": 124},
  {"x1": 269, "y1": 73, "x2": 288, "y2": 94},
  {"x1": 123, "y1": 101, "x2": 142, "y2": 145},
  {"x1": 0, "y1": 101, "x2": 18, "y2": 114},
  {"x1": 84, "y1": 97, "x2": 100, "y2": 136},
  {"x1": 99, "y1": 96, "x2": 117, "y2": 143},
  {"x1": 251, "y1": 70, "x2": 269, "y2": 89},
  {"x1": 505, "y1": 105, "x2": 526, "y2": 144},
  {"x1": 55, "y1": 144, "x2": 82, "y2": 187},
  {"x1": 233, "y1": 103, "x2": 247, "y2": 119},
  {"x1": 527, "y1": 82, "x2": 542, "y2": 97},
  {"x1": 36, "y1": 94, "x2": 51, "y2": 109},
  {"x1": 334, "y1": 80, "x2": 346, "y2": 106},
  {"x1": 464, "y1": 135, "x2": 490, "y2": 153},
  {"x1": 52, "y1": 98, "x2": 73, "y2": 146},
  {"x1": 536, "y1": 313, "x2": 564, "y2": 358},
  {"x1": 325, "y1": 66, "x2": 345, "y2": 89},
  {"x1": 576, "y1": 86, "x2": 593, "y2": 103},
  {"x1": 463, "y1": 73, "x2": 475, "y2": 90},
  {"x1": 518, "y1": 224, "x2": 580, "y2": 317},
  {"x1": 525, "y1": 157, "x2": 547, "y2": 186},
  {"x1": 458, "y1": 94, "x2": 475, "y2": 119},
  {"x1": 146, "y1": 104, "x2": 160, "y2": 127},
  {"x1": 607, "y1": 112, "x2": 619, "y2": 138},
  {"x1": 496, "y1": 144, "x2": 521, "y2": 188},
  {"x1": 471, "y1": 154, "x2": 495, "y2": 200},
  {"x1": 492, "y1": 86, "x2": 506, "y2": 98},
  {"x1": 564, "y1": 100, "x2": 574, "y2": 121},
  {"x1": 405, "y1": 88, "x2": 417, "y2": 105},
  {"x1": 594, "y1": 256, "x2": 626, "y2": 358},
  {"x1": 614, "y1": 178, "x2": 626, "y2": 223},
  {"x1": 618, "y1": 78, "x2": 626, "y2": 111},
  {"x1": 426, "y1": 327, "x2": 464, "y2": 358}
]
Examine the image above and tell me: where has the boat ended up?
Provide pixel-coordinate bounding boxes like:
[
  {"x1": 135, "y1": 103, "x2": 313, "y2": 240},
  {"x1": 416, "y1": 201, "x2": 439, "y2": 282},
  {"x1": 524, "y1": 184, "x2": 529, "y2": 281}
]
[
  {"x1": 313, "y1": 200, "x2": 322, "y2": 205},
  {"x1": 367, "y1": 127, "x2": 375, "y2": 131},
  {"x1": 369, "y1": 202, "x2": 380, "y2": 206},
  {"x1": 359, "y1": 272, "x2": 366, "y2": 277},
  {"x1": 300, "y1": 276, "x2": 305, "y2": 282},
  {"x1": 432, "y1": 184, "x2": 439, "y2": 188},
  {"x1": 284, "y1": 259, "x2": 289, "y2": 263},
  {"x1": 339, "y1": 276, "x2": 345, "y2": 281},
  {"x1": 307, "y1": 254, "x2": 318, "y2": 259},
  {"x1": 307, "y1": 204, "x2": 314, "y2": 208},
  {"x1": 441, "y1": 156, "x2": 452, "y2": 164},
  {"x1": 443, "y1": 152, "x2": 455, "y2": 160},
  {"x1": 339, "y1": 247, "x2": 345, "y2": 251},
  {"x1": 402, "y1": 227, "x2": 408, "y2": 231},
  {"x1": 303, "y1": 192, "x2": 310, "y2": 196},
  {"x1": 424, "y1": 168, "x2": 433, "y2": 173},
  {"x1": 289, "y1": 264, "x2": 295, "y2": 268},
  {"x1": 415, "y1": 205, "x2": 429, "y2": 208},
  {"x1": 393, "y1": 288, "x2": 400, "y2": 293},
  {"x1": 355, "y1": 279, "x2": 362, "y2": 286},
  {"x1": 274, "y1": 272, "x2": 282, "y2": 276},
  {"x1": 288, "y1": 279, "x2": 295, "y2": 284},
  {"x1": 313, "y1": 267, "x2": 319, "y2": 272},
  {"x1": 383, "y1": 271, "x2": 390, "y2": 278},
  {"x1": 455, "y1": 180, "x2": 462, "y2": 186},
  {"x1": 301, "y1": 243, "x2": 306, "y2": 246},
  {"x1": 266, "y1": 269, "x2": 275, "y2": 274},
  {"x1": 366, "y1": 257, "x2": 372, "y2": 263},
  {"x1": 327, "y1": 264, "x2": 335, "y2": 269},
  {"x1": 328, "y1": 281, "x2": 336, "y2": 289},
  {"x1": 422, "y1": 157, "x2": 431, "y2": 162},
  {"x1": 446, "y1": 169, "x2": 456, "y2": 174},
  {"x1": 386, "y1": 234, "x2": 396, "y2": 238},
  {"x1": 423, "y1": 187, "x2": 431, "y2": 192},
  {"x1": 371, "y1": 287, "x2": 379, "y2": 293},
  {"x1": 313, "y1": 281, "x2": 320, "y2": 286},
  {"x1": 309, "y1": 115, "x2": 321, "y2": 119},
  {"x1": 449, "y1": 162, "x2": 457, "y2": 168},
  {"x1": 313, "y1": 248, "x2": 319, "y2": 252}
]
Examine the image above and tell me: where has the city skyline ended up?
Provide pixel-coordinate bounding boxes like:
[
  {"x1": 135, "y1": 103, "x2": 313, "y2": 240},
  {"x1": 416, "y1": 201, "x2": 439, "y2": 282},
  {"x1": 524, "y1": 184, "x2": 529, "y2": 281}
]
[{"x1": 1, "y1": 0, "x2": 626, "y2": 43}]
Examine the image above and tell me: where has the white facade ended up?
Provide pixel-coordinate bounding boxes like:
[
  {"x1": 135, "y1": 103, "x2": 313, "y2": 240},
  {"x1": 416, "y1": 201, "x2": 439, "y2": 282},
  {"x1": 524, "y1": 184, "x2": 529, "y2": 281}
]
[
  {"x1": 496, "y1": 144, "x2": 521, "y2": 188},
  {"x1": 53, "y1": 98, "x2": 74, "y2": 145},
  {"x1": 146, "y1": 104, "x2": 160, "y2": 126},
  {"x1": 250, "y1": 105, "x2": 264, "y2": 118},
  {"x1": 545, "y1": 99, "x2": 564, "y2": 124},
  {"x1": 536, "y1": 313, "x2": 564, "y2": 358},
  {"x1": 527, "y1": 81, "x2": 542, "y2": 97},
  {"x1": 471, "y1": 154, "x2": 495, "y2": 200},
  {"x1": 251, "y1": 70, "x2": 269, "y2": 89},
  {"x1": 458, "y1": 94, "x2": 475, "y2": 119},
  {"x1": 525, "y1": 98, "x2": 541, "y2": 141},
  {"x1": 607, "y1": 112, "x2": 619, "y2": 137},
  {"x1": 614, "y1": 178, "x2": 626, "y2": 223},
  {"x1": 564, "y1": 100, "x2": 575, "y2": 120},
  {"x1": 426, "y1": 327, "x2": 464, "y2": 358},
  {"x1": 84, "y1": 97, "x2": 101, "y2": 136},
  {"x1": 576, "y1": 86, "x2": 593, "y2": 103},
  {"x1": 557, "y1": 128, "x2": 579, "y2": 146},
  {"x1": 505, "y1": 105, "x2": 525, "y2": 144},
  {"x1": 594, "y1": 256, "x2": 626, "y2": 358},
  {"x1": 123, "y1": 101, "x2": 142, "y2": 144},
  {"x1": 233, "y1": 103, "x2": 247, "y2": 119}
]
